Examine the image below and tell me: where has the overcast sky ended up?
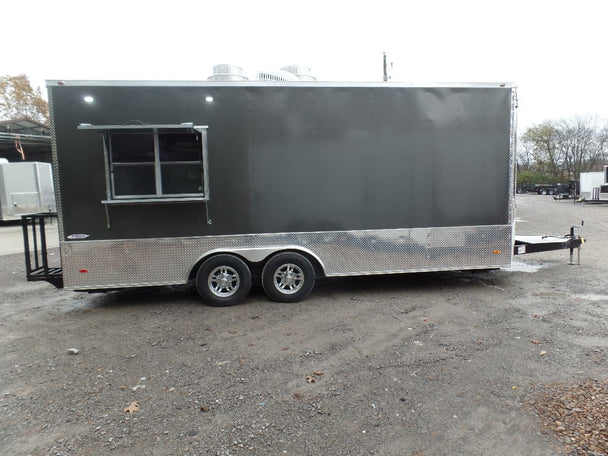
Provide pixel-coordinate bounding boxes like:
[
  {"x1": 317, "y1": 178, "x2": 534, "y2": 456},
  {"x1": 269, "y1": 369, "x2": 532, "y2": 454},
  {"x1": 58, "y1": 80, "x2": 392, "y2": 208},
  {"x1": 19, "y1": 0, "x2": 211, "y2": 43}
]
[{"x1": 3, "y1": 0, "x2": 607, "y2": 131}]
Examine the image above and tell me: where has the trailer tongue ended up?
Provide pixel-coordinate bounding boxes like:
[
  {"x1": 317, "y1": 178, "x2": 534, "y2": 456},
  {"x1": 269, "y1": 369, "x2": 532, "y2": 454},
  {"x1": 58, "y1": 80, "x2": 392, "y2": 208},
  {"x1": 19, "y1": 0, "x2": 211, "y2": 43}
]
[{"x1": 514, "y1": 225, "x2": 585, "y2": 264}]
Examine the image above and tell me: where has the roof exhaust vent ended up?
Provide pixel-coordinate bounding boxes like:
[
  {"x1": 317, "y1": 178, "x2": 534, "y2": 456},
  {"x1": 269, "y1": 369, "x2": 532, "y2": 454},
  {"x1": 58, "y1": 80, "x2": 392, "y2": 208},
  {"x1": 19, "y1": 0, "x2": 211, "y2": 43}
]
[{"x1": 207, "y1": 64, "x2": 249, "y2": 82}]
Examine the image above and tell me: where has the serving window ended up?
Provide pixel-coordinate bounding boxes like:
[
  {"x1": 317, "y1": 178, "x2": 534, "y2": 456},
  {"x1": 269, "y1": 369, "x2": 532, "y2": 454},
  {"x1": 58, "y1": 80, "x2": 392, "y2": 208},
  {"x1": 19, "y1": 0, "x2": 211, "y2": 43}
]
[{"x1": 78, "y1": 123, "x2": 209, "y2": 203}]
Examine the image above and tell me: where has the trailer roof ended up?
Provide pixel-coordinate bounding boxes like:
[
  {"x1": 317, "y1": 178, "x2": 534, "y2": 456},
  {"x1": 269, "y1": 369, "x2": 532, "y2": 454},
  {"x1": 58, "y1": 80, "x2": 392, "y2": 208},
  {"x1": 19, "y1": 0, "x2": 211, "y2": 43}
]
[{"x1": 47, "y1": 80, "x2": 515, "y2": 89}]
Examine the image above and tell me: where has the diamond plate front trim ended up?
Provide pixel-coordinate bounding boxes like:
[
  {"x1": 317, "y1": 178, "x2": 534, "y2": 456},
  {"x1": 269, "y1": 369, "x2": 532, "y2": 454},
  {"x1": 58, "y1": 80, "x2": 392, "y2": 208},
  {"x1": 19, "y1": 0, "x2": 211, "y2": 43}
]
[{"x1": 61, "y1": 225, "x2": 513, "y2": 290}]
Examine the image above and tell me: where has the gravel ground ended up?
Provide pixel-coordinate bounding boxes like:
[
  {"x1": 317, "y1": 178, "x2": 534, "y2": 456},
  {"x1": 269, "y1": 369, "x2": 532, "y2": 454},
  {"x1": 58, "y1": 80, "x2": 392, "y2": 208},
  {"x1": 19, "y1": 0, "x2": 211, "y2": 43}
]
[
  {"x1": 1, "y1": 194, "x2": 607, "y2": 456},
  {"x1": 531, "y1": 379, "x2": 608, "y2": 454}
]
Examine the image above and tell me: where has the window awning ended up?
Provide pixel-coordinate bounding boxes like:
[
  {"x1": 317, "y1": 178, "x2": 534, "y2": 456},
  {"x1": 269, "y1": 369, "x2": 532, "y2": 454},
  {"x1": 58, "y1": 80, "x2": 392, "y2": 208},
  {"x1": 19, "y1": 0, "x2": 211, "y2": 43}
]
[{"x1": 77, "y1": 123, "x2": 204, "y2": 131}]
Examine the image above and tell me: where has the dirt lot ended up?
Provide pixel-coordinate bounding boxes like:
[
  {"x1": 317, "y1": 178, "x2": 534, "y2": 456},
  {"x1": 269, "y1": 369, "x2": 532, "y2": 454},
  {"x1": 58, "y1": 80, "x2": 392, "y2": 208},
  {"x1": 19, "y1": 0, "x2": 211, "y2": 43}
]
[{"x1": 1, "y1": 194, "x2": 607, "y2": 456}]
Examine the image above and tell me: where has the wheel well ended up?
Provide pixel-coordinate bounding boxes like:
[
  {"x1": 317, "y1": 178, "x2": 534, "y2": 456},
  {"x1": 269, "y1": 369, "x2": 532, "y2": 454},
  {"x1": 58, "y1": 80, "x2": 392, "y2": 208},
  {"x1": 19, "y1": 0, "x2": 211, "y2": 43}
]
[
  {"x1": 187, "y1": 249, "x2": 326, "y2": 283},
  {"x1": 273, "y1": 249, "x2": 326, "y2": 279},
  {"x1": 187, "y1": 252, "x2": 253, "y2": 282}
]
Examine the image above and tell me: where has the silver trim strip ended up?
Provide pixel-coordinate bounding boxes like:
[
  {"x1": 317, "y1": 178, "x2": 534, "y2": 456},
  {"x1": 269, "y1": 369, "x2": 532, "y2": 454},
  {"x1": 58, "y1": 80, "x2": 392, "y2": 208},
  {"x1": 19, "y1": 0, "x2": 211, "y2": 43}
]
[
  {"x1": 48, "y1": 80, "x2": 516, "y2": 89},
  {"x1": 61, "y1": 225, "x2": 513, "y2": 291},
  {"x1": 77, "y1": 123, "x2": 199, "y2": 130}
]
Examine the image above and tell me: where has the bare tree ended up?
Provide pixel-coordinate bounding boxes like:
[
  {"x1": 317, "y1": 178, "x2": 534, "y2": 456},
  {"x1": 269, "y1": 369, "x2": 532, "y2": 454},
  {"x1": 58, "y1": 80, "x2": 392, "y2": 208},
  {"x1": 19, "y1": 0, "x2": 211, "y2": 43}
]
[
  {"x1": 0, "y1": 74, "x2": 49, "y2": 124},
  {"x1": 597, "y1": 122, "x2": 608, "y2": 166},
  {"x1": 516, "y1": 141, "x2": 535, "y2": 172},
  {"x1": 555, "y1": 116, "x2": 607, "y2": 179},
  {"x1": 520, "y1": 117, "x2": 608, "y2": 184}
]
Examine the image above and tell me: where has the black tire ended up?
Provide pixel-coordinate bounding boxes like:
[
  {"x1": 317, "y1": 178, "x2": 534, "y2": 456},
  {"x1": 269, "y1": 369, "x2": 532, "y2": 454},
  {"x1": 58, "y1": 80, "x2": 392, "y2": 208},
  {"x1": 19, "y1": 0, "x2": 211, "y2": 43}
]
[
  {"x1": 196, "y1": 254, "x2": 252, "y2": 306},
  {"x1": 538, "y1": 188, "x2": 547, "y2": 195},
  {"x1": 261, "y1": 252, "x2": 315, "y2": 303}
]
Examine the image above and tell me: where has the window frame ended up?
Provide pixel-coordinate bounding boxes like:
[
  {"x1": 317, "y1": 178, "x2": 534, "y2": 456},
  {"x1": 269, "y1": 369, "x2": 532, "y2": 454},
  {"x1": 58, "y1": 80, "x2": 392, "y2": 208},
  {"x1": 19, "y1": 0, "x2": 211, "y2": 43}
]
[{"x1": 78, "y1": 123, "x2": 210, "y2": 204}]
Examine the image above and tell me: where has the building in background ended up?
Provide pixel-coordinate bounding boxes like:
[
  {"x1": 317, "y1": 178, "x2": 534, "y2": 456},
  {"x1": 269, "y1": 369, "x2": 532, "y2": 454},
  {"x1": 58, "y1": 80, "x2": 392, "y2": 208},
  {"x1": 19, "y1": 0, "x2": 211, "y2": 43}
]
[{"x1": 0, "y1": 118, "x2": 52, "y2": 163}]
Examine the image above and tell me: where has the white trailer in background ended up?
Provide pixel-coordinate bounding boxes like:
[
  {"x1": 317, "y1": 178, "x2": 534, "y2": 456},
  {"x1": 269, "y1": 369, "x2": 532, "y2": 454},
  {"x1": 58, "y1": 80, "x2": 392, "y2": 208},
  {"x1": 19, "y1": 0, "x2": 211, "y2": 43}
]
[
  {"x1": 580, "y1": 170, "x2": 607, "y2": 201},
  {"x1": 0, "y1": 160, "x2": 56, "y2": 221}
]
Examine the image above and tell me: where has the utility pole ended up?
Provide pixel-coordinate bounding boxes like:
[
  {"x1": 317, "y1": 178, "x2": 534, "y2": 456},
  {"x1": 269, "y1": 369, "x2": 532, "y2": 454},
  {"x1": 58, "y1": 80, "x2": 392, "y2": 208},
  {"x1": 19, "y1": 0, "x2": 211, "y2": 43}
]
[{"x1": 383, "y1": 52, "x2": 388, "y2": 82}]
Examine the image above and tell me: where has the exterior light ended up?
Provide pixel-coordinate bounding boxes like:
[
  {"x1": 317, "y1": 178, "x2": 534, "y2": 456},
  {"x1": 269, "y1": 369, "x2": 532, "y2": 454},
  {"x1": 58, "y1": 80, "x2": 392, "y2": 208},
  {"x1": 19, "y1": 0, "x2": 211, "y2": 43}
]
[
  {"x1": 205, "y1": 96, "x2": 214, "y2": 103},
  {"x1": 83, "y1": 95, "x2": 95, "y2": 103}
]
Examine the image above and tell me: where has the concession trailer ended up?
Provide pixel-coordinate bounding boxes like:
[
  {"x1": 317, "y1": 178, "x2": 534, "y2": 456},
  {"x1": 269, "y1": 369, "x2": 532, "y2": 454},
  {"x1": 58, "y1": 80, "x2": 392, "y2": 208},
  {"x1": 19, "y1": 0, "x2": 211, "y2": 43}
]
[{"x1": 21, "y1": 80, "x2": 583, "y2": 305}]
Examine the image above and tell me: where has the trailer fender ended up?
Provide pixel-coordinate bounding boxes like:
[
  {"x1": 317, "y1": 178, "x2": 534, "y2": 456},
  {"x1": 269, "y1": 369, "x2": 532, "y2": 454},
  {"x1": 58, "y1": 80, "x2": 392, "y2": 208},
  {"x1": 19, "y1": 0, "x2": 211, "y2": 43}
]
[{"x1": 188, "y1": 246, "x2": 327, "y2": 280}]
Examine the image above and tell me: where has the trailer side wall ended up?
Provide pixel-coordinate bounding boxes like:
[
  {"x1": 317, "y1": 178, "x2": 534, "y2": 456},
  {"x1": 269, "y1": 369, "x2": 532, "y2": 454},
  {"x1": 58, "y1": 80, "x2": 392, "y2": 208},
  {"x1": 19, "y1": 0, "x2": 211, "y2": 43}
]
[{"x1": 50, "y1": 84, "x2": 512, "y2": 238}]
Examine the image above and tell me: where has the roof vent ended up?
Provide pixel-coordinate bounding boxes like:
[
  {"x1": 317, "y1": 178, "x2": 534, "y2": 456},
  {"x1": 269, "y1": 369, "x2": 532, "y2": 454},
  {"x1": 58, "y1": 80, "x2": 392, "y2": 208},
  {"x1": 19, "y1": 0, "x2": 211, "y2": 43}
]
[{"x1": 207, "y1": 64, "x2": 249, "y2": 82}]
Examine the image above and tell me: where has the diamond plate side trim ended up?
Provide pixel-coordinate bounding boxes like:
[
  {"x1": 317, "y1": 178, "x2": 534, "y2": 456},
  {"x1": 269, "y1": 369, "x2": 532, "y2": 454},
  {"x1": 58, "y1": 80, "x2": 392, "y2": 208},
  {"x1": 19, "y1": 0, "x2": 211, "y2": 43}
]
[{"x1": 62, "y1": 225, "x2": 513, "y2": 290}]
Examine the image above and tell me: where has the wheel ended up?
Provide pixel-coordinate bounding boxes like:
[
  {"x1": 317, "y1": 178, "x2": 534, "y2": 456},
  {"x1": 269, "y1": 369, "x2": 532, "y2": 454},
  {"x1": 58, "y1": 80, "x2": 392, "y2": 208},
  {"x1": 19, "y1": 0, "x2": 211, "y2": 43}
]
[
  {"x1": 261, "y1": 252, "x2": 315, "y2": 303},
  {"x1": 196, "y1": 254, "x2": 252, "y2": 306},
  {"x1": 538, "y1": 188, "x2": 547, "y2": 195}
]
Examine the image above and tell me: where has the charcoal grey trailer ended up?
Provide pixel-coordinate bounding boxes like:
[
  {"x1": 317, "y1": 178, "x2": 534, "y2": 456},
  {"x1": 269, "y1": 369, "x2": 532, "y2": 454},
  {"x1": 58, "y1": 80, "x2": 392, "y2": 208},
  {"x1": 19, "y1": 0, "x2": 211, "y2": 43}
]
[{"x1": 21, "y1": 80, "x2": 581, "y2": 305}]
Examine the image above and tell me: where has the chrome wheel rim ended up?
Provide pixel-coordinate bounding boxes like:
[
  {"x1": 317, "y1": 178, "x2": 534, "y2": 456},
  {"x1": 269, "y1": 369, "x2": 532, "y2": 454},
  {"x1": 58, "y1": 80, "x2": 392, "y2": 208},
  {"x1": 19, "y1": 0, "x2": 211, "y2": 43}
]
[
  {"x1": 208, "y1": 266, "x2": 240, "y2": 297},
  {"x1": 273, "y1": 263, "x2": 304, "y2": 295}
]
